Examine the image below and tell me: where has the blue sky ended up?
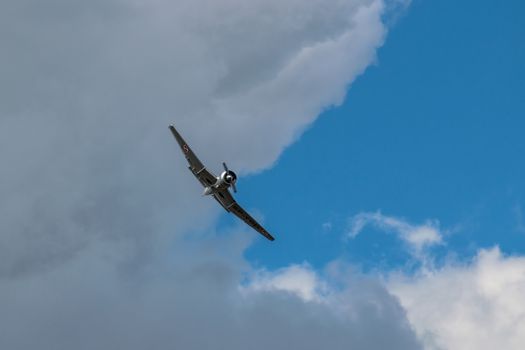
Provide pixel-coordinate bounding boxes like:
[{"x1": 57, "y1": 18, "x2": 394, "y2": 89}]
[{"x1": 238, "y1": 0, "x2": 525, "y2": 269}]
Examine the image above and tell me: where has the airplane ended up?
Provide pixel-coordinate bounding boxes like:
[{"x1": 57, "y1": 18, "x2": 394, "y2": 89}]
[{"x1": 169, "y1": 125, "x2": 275, "y2": 241}]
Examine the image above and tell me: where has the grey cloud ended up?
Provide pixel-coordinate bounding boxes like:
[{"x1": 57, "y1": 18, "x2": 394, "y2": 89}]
[
  {"x1": 0, "y1": 0, "x2": 420, "y2": 348},
  {"x1": 0, "y1": 0, "x2": 388, "y2": 277},
  {"x1": 0, "y1": 238, "x2": 422, "y2": 350}
]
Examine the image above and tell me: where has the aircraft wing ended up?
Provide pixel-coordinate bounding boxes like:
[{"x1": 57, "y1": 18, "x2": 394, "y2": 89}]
[
  {"x1": 169, "y1": 125, "x2": 217, "y2": 187},
  {"x1": 213, "y1": 189, "x2": 275, "y2": 241}
]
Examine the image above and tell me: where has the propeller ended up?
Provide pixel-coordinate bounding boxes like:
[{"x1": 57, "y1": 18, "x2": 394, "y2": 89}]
[{"x1": 222, "y1": 162, "x2": 237, "y2": 193}]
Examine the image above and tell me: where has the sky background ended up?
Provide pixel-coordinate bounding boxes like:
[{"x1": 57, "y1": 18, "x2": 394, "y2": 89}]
[
  {"x1": 1, "y1": 0, "x2": 525, "y2": 349},
  {"x1": 241, "y1": 0, "x2": 525, "y2": 270}
]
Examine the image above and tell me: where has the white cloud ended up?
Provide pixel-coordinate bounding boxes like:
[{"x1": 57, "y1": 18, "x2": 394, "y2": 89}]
[
  {"x1": 513, "y1": 204, "x2": 525, "y2": 234},
  {"x1": 250, "y1": 245, "x2": 525, "y2": 350},
  {"x1": 346, "y1": 212, "x2": 525, "y2": 350},
  {"x1": 246, "y1": 244, "x2": 525, "y2": 350},
  {"x1": 243, "y1": 263, "x2": 329, "y2": 302},
  {"x1": 389, "y1": 247, "x2": 525, "y2": 350},
  {"x1": 348, "y1": 212, "x2": 443, "y2": 256},
  {"x1": 323, "y1": 221, "x2": 334, "y2": 232}
]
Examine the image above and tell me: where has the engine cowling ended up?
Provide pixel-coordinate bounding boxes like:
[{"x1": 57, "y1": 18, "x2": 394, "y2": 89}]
[{"x1": 220, "y1": 170, "x2": 237, "y2": 186}]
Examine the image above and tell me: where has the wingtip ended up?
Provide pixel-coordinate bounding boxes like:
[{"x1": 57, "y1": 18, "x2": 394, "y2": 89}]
[{"x1": 168, "y1": 124, "x2": 178, "y2": 136}]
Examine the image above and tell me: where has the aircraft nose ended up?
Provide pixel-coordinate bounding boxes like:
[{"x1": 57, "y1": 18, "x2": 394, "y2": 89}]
[{"x1": 227, "y1": 171, "x2": 237, "y2": 182}]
